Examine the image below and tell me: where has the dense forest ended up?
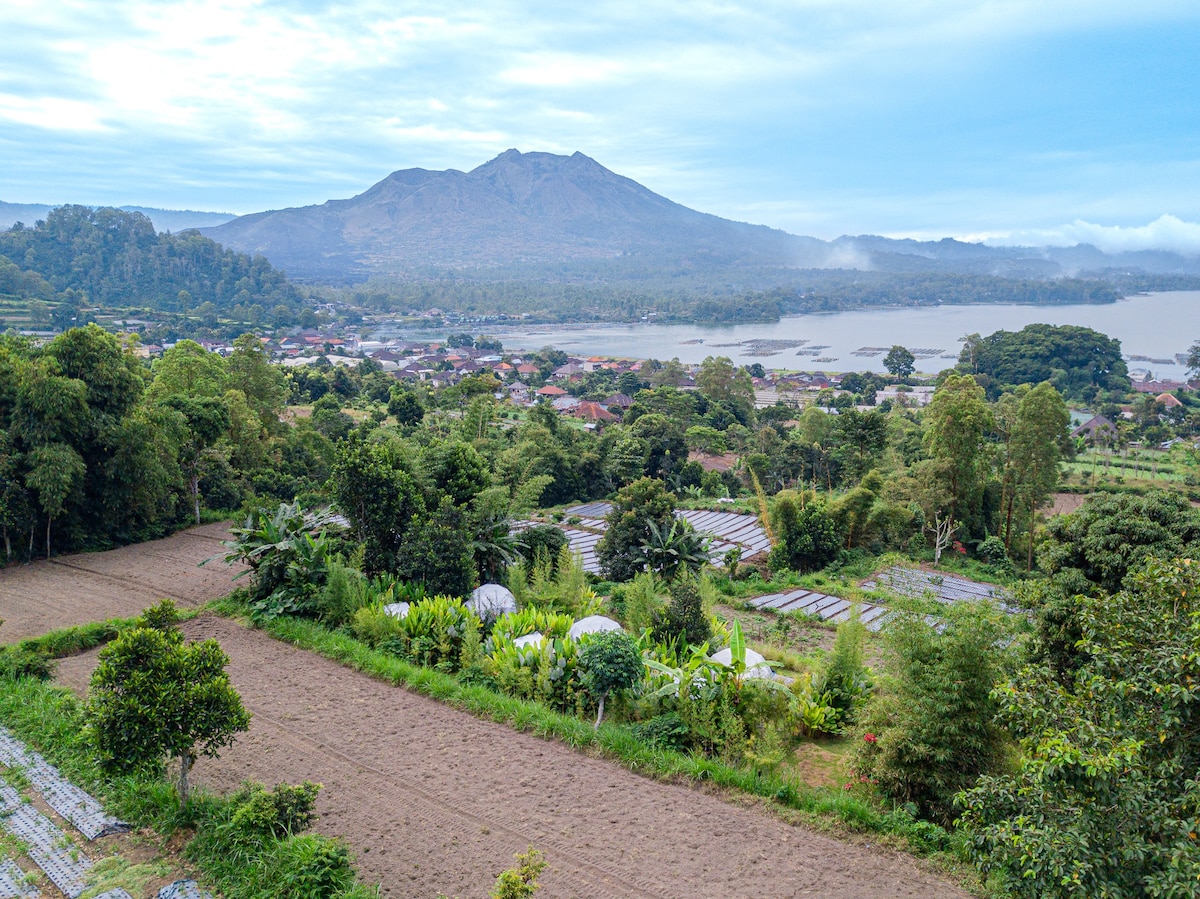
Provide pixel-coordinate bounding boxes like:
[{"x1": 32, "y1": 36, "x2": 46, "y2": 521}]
[{"x1": 0, "y1": 206, "x2": 309, "y2": 334}]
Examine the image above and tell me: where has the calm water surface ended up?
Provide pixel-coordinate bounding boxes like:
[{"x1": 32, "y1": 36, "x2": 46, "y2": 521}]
[{"x1": 472, "y1": 290, "x2": 1199, "y2": 377}]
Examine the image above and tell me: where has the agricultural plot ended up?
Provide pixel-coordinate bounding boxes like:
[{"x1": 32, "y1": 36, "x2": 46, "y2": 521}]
[
  {"x1": 744, "y1": 590, "x2": 891, "y2": 631},
  {"x1": 55, "y1": 615, "x2": 969, "y2": 899},
  {"x1": 0, "y1": 523, "x2": 241, "y2": 643},
  {"x1": 547, "y1": 503, "x2": 771, "y2": 575},
  {"x1": 861, "y1": 567, "x2": 1012, "y2": 609}
]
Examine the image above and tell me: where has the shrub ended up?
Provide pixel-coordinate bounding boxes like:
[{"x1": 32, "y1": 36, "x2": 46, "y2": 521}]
[
  {"x1": 651, "y1": 573, "x2": 712, "y2": 650},
  {"x1": 611, "y1": 571, "x2": 664, "y2": 633},
  {"x1": 384, "y1": 596, "x2": 480, "y2": 671},
  {"x1": 229, "y1": 781, "x2": 322, "y2": 841},
  {"x1": 349, "y1": 604, "x2": 404, "y2": 648},
  {"x1": 490, "y1": 847, "x2": 546, "y2": 899},
  {"x1": 489, "y1": 609, "x2": 574, "y2": 644},
  {"x1": 507, "y1": 545, "x2": 601, "y2": 618},
  {"x1": 853, "y1": 601, "x2": 1014, "y2": 823},
  {"x1": 630, "y1": 712, "x2": 691, "y2": 751},
  {"x1": 817, "y1": 611, "x2": 872, "y2": 726},
  {"x1": 0, "y1": 646, "x2": 55, "y2": 681},
  {"x1": 268, "y1": 833, "x2": 356, "y2": 899}
]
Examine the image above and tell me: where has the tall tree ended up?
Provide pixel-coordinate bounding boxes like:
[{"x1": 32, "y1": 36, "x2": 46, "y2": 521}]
[
  {"x1": 24, "y1": 443, "x2": 85, "y2": 557},
  {"x1": 999, "y1": 382, "x2": 1070, "y2": 566},
  {"x1": 883, "y1": 345, "x2": 916, "y2": 379},
  {"x1": 922, "y1": 372, "x2": 992, "y2": 534}
]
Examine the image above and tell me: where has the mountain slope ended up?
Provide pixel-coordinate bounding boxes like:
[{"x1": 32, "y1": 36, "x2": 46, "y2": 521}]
[
  {"x1": 201, "y1": 150, "x2": 831, "y2": 279},
  {"x1": 200, "y1": 149, "x2": 1200, "y2": 285}
]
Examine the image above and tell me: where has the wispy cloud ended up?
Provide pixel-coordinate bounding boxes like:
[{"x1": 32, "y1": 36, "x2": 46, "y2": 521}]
[{"x1": 982, "y1": 215, "x2": 1200, "y2": 256}]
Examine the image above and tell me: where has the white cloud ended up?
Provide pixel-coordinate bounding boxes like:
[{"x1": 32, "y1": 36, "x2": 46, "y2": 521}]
[
  {"x1": 0, "y1": 94, "x2": 109, "y2": 132},
  {"x1": 983, "y1": 215, "x2": 1200, "y2": 255}
]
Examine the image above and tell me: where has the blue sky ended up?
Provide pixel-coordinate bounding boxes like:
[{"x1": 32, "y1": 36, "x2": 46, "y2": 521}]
[{"x1": 2, "y1": 0, "x2": 1199, "y2": 251}]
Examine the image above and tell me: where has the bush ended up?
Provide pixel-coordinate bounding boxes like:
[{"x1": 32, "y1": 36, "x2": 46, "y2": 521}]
[
  {"x1": 817, "y1": 611, "x2": 872, "y2": 726},
  {"x1": 651, "y1": 574, "x2": 712, "y2": 650},
  {"x1": 268, "y1": 833, "x2": 357, "y2": 899},
  {"x1": 630, "y1": 712, "x2": 691, "y2": 751},
  {"x1": 349, "y1": 604, "x2": 404, "y2": 648},
  {"x1": 853, "y1": 601, "x2": 1014, "y2": 823},
  {"x1": 229, "y1": 781, "x2": 322, "y2": 841},
  {"x1": 0, "y1": 646, "x2": 55, "y2": 681},
  {"x1": 507, "y1": 545, "x2": 601, "y2": 618},
  {"x1": 383, "y1": 596, "x2": 480, "y2": 671}
]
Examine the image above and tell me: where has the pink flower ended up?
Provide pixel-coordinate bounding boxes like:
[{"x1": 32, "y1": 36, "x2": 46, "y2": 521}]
[
  {"x1": 863, "y1": 732, "x2": 877, "y2": 744},
  {"x1": 844, "y1": 782, "x2": 853, "y2": 790}
]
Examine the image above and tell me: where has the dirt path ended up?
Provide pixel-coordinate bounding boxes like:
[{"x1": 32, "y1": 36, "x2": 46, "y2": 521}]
[
  {"x1": 59, "y1": 615, "x2": 969, "y2": 899},
  {"x1": 0, "y1": 523, "x2": 240, "y2": 643}
]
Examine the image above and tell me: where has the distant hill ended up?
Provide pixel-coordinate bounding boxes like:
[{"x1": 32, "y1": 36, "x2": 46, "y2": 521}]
[
  {"x1": 0, "y1": 201, "x2": 235, "y2": 233},
  {"x1": 0, "y1": 206, "x2": 304, "y2": 329},
  {"x1": 200, "y1": 150, "x2": 1200, "y2": 286}
]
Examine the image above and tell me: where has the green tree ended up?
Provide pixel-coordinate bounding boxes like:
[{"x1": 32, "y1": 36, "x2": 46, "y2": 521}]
[
  {"x1": 147, "y1": 339, "x2": 228, "y2": 400},
  {"x1": 696, "y1": 355, "x2": 755, "y2": 422},
  {"x1": 959, "y1": 558, "x2": 1200, "y2": 898},
  {"x1": 88, "y1": 623, "x2": 250, "y2": 803},
  {"x1": 1187, "y1": 338, "x2": 1200, "y2": 378},
  {"x1": 387, "y1": 386, "x2": 424, "y2": 426},
  {"x1": 397, "y1": 496, "x2": 477, "y2": 597},
  {"x1": 579, "y1": 630, "x2": 643, "y2": 728},
  {"x1": 226, "y1": 333, "x2": 287, "y2": 430},
  {"x1": 332, "y1": 437, "x2": 424, "y2": 574},
  {"x1": 768, "y1": 492, "x2": 841, "y2": 572},
  {"x1": 883, "y1": 345, "x2": 915, "y2": 379},
  {"x1": 922, "y1": 372, "x2": 992, "y2": 534},
  {"x1": 24, "y1": 443, "x2": 85, "y2": 558},
  {"x1": 854, "y1": 600, "x2": 1014, "y2": 823},
  {"x1": 163, "y1": 395, "x2": 229, "y2": 523},
  {"x1": 651, "y1": 573, "x2": 713, "y2": 650},
  {"x1": 597, "y1": 477, "x2": 676, "y2": 582},
  {"x1": 999, "y1": 382, "x2": 1070, "y2": 566}
]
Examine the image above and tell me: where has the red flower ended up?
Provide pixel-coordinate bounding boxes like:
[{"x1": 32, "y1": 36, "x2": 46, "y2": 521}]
[{"x1": 863, "y1": 732, "x2": 877, "y2": 743}]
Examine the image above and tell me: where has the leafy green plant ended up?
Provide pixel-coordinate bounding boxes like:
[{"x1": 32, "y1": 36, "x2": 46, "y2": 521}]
[
  {"x1": 579, "y1": 631, "x2": 644, "y2": 728},
  {"x1": 87, "y1": 625, "x2": 250, "y2": 804},
  {"x1": 490, "y1": 847, "x2": 546, "y2": 899},
  {"x1": 229, "y1": 781, "x2": 322, "y2": 841},
  {"x1": 216, "y1": 502, "x2": 341, "y2": 620},
  {"x1": 382, "y1": 595, "x2": 479, "y2": 671}
]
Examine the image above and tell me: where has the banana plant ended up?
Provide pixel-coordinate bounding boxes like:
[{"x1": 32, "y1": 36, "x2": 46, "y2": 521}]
[
  {"x1": 716, "y1": 620, "x2": 789, "y2": 695},
  {"x1": 643, "y1": 643, "x2": 722, "y2": 700}
]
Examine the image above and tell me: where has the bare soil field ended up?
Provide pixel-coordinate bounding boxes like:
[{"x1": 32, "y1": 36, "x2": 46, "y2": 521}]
[
  {"x1": 0, "y1": 523, "x2": 240, "y2": 643},
  {"x1": 1047, "y1": 492, "x2": 1087, "y2": 516},
  {"x1": 58, "y1": 615, "x2": 969, "y2": 899}
]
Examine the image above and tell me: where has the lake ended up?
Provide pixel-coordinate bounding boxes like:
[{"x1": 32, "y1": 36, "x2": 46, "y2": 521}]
[{"x1": 469, "y1": 290, "x2": 1199, "y2": 378}]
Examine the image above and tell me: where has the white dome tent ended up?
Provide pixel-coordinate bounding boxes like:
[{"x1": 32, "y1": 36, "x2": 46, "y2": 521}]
[
  {"x1": 382, "y1": 602, "x2": 410, "y2": 619},
  {"x1": 467, "y1": 584, "x2": 517, "y2": 624},
  {"x1": 709, "y1": 646, "x2": 775, "y2": 679},
  {"x1": 567, "y1": 615, "x2": 623, "y2": 640}
]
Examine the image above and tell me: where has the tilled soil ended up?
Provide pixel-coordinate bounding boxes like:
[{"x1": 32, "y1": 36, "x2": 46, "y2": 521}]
[
  {"x1": 0, "y1": 523, "x2": 240, "y2": 643},
  {"x1": 59, "y1": 615, "x2": 969, "y2": 899}
]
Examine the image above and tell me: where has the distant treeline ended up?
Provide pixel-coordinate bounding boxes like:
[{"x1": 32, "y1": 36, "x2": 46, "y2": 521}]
[{"x1": 325, "y1": 267, "x2": 1139, "y2": 325}]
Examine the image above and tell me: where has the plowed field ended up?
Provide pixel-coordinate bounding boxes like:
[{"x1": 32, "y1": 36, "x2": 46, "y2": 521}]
[
  {"x1": 0, "y1": 523, "x2": 239, "y2": 643},
  {"x1": 57, "y1": 615, "x2": 970, "y2": 899}
]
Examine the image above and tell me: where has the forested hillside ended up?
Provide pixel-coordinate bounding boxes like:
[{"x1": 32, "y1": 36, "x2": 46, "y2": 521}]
[{"x1": 0, "y1": 206, "x2": 307, "y2": 332}]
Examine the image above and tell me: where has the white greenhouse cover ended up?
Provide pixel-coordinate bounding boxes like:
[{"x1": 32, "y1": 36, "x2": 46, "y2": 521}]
[
  {"x1": 382, "y1": 602, "x2": 410, "y2": 619},
  {"x1": 468, "y1": 584, "x2": 518, "y2": 621},
  {"x1": 568, "y1": 615, "x2": 623, "y2": 639},
  {"x1": 709, "y1": 647, "x2": 774, "y2": 679}
]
